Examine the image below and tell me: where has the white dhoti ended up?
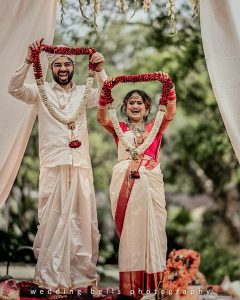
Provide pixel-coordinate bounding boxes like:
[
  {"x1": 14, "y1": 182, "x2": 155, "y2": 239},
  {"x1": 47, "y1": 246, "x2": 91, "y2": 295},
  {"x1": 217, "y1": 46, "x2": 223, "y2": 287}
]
[
  {"x1": 33, "y1": 165, "x2": 100, "y2": 291},
  {"x1": 110, "y1": 160, "x2": 167, "y2": 298}
]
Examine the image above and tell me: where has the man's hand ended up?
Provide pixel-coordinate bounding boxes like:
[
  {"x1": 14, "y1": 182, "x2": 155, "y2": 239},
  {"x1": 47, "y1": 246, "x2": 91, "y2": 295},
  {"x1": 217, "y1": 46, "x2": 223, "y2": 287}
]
[
  {"x1": 25, "y1": 38, "x2": 44, "y2": 64},
  {"x1": 90, "y1": 52, "x2": 105, "y2": 72}
]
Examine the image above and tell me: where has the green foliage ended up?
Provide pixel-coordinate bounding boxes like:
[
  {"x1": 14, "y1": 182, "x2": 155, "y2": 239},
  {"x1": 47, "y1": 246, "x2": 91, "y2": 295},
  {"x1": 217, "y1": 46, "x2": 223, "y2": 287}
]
[
  {"x1": 166, "y1": 207, "x2": 192, "y2": 251},
  {"x1": 87, "y1": 109, "x2": 117, "y2": 190},
  {"x1": 167, "y1": 207, "x2": 240, "y2": 283},
  {"x1": 186, "y1": 219, "x2": 240, "y2": 283}
]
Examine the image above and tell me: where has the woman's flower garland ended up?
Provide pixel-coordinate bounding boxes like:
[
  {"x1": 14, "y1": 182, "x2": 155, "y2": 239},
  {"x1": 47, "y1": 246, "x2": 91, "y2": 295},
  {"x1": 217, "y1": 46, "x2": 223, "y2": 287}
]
[
  {"x1": 32, "y1": 45, "x2": 96, "y2": 147},
  {"x1": 108, "y1": 105, "x2": 166, "y2": 160},
  {"x1": 161, "y1": 249, "x2": 200, "y2": 296},
  {"x1": 101, "y1": 72, "x2": 173, "y2": 161}
]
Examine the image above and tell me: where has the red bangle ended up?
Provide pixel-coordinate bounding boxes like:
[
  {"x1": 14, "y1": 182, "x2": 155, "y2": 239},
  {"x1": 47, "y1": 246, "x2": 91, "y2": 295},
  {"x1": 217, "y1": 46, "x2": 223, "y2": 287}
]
[{"x1": 168, "y1": 88, "x2": 176, "y2": 102}]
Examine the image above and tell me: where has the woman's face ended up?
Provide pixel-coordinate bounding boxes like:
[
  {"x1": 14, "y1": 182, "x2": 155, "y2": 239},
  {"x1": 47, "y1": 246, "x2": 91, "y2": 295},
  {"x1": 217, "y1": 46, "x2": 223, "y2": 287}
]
[{"x1": 126, "y1": 93, "x2": 147, "y2": 123}]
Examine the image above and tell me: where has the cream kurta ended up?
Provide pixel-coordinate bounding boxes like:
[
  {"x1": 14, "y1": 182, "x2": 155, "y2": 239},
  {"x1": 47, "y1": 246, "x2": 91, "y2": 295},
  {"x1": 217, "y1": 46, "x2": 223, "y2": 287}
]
[
  {"x1": 8, "y1": 63, "x2": 107, "y2": 290},
  {"x1": 8, "y1": 63, "x2": 107, "y2": 168}
]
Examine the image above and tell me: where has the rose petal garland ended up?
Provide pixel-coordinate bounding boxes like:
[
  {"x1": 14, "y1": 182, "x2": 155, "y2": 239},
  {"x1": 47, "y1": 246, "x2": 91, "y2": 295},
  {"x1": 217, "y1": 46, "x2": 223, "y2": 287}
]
[
  {"x1": 101, "y1": 72, "x2": 173, "y2": 161},
  {"x1": 31, "y1": 45, "x2": 96, "y2": 146},
  {"x1": 41, "y1": 45, "x2": 97, "y2": 70},
  {"x1": 101, "y1": 72, "x2": 172, "y2": 105}
]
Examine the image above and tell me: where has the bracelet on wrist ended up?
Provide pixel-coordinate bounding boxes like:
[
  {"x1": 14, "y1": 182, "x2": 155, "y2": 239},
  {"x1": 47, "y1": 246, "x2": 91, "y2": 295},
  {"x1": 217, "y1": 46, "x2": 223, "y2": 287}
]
[
  {"x1": 98, "y1": 104, "x2": 107, "y2": 109},
  {"x1": 168, "y1": 99, "x2": 176, "y2": 104}
]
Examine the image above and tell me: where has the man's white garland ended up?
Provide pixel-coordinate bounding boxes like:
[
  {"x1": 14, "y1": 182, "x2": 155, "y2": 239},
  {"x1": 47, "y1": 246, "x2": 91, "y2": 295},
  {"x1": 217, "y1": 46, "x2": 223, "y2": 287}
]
[
  {"x1": 36, "y1": 69, "x2": 95, "y2": 126},
  {"x1": 108, "y1": 104, "x2": 166, "y2": 160}
]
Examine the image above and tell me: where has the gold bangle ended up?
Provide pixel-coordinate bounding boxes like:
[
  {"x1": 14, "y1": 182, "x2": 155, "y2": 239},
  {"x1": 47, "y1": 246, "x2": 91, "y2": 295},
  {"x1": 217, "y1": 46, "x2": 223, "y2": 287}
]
[
  {"x1": 98, "y1": 104, "x2": 107, "y2": 110},
  {"x1": 168, "y1": 99, "x2": 176, "y2": 103}
]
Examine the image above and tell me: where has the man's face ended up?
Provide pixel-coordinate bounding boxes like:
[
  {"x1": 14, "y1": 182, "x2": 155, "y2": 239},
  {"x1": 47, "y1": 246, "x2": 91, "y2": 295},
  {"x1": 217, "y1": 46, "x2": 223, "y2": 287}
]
[{"x1": 51, "y1": 56, "x2": 74, "y2": 86}]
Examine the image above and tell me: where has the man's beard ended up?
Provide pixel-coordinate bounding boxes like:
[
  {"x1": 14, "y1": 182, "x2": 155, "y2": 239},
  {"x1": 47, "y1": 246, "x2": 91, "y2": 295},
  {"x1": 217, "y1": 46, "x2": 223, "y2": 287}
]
[{"x1": 52, "y1": 70, "x2": 74, "y2": 86}]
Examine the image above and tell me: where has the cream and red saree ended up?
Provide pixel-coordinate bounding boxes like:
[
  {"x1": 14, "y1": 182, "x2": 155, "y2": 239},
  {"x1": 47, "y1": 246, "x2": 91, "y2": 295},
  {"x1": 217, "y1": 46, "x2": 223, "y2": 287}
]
[{"x1": 108, "y1": 121, "x2": 167, "y2": 298}]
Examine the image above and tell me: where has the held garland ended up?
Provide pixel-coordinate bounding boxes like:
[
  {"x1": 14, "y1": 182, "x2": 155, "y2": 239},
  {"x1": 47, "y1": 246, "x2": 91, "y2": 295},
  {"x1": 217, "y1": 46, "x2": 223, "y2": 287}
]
[
  {"x1": 31, "y1": 45, "x2": 96, "y2": 129},
  {"x1": 101, "y1": 72, "x2": 173, "y2": 161},
  {"x1": 31, "y1": 45, "x2": 97, "y2": 148}
]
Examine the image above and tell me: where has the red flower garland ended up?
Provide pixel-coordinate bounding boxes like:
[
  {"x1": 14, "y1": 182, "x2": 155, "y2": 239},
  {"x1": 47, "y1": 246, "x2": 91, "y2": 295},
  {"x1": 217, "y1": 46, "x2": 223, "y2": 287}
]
[
  {"x1": 32, "y1": 44, "x2": 97, "y2": 80},
  {"x1": 69, "y1": 140, "x2": 82, "y2": 148},
  {"x1": 162, "y1": 249, "x2": 200, "y2": 295},
  {"x1": 101, "y1": 72, "x2": 173, "y2": 106}
]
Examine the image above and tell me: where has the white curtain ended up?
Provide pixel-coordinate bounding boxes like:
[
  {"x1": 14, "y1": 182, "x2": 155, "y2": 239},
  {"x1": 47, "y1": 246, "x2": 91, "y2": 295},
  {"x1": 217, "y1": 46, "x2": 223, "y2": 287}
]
[
  {"x1": 0, "y1": 1, "x2": 57, "y2": 207},
  {"x1": 200, "y1": 0, "x2": 240, "y2": 162}
]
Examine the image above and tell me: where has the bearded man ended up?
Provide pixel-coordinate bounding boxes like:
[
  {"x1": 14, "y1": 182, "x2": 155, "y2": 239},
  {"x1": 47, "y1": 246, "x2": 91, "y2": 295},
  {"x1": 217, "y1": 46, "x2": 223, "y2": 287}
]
[{"x1": 8, "y1": 39, "x2": 107, "y2": 295}]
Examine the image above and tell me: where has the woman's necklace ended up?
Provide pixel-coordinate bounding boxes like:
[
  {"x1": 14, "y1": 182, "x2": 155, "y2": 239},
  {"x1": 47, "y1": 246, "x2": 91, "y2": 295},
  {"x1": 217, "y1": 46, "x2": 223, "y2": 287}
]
[{"x1": 128, "y1": 121, "x2": 147, "y2": 146}]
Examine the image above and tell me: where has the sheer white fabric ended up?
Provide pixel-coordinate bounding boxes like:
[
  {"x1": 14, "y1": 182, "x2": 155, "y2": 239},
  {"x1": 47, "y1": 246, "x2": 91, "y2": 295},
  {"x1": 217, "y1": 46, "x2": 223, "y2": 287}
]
[
  {"x1": 200, "y1": 0, "x2": 240, "y2": 162},
  {"x1": 0, "y1": 1, "x2": 57, "y2": 207}
]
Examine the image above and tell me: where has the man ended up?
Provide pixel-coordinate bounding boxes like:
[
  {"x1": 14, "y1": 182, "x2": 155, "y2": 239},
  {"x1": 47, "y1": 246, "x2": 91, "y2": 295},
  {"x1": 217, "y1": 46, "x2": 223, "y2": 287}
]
[{"x1": 8, "y1": 39, "x2": 107, "y2": 295}]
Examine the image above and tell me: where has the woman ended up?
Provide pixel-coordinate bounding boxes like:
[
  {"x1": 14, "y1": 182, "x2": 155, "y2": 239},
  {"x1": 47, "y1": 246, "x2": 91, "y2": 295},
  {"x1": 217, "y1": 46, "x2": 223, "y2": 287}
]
[{"x1": 97, "y1": 75, "x2": 176, "y2": 299}]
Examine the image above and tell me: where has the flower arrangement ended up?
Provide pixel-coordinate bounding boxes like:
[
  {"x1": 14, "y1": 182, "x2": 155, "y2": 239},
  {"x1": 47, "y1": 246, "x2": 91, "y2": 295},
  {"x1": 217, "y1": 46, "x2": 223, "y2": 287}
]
[
  {"x1": 0, "y1": 279, "x2": 20, "y2": 300},
  {"x1": 161, "y1": 249, "x2": 200, "y2": 296},
  {"x1": 59, "y1": 0, "x2": 199, "y2": 32}
]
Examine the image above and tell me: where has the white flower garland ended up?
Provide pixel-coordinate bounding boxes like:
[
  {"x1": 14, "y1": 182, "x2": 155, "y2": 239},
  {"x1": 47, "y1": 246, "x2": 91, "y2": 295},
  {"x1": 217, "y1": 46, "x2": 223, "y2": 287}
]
[
  {"x1": 108, "y1": 104, "x2": 166, "y2": 160},
  {"x1": 36, "y1": 70, "x2": 95, "y2": 127}
]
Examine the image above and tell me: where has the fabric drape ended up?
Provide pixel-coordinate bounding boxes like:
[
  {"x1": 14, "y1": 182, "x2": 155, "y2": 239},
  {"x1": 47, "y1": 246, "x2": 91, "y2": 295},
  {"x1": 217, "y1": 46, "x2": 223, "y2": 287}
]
[
  {"x1": 200, "y1": 0, "x2": 240, "y2": 162},
  {"x1": 0, "y1": 0, "x2": 57, "y2": 206}
]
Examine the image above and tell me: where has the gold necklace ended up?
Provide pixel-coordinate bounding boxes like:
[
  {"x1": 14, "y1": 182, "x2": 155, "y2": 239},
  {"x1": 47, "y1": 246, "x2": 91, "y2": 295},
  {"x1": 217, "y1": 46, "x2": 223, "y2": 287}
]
[
  {"x1": 128, "y1": 122, "x2": 145, "y2": 133},
  {"x1": 128, "y1": 121, "x2": 147, "y2": 146},
  {"x1": 54, "y1": 89, "x2": 73, "y2": 110}
]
